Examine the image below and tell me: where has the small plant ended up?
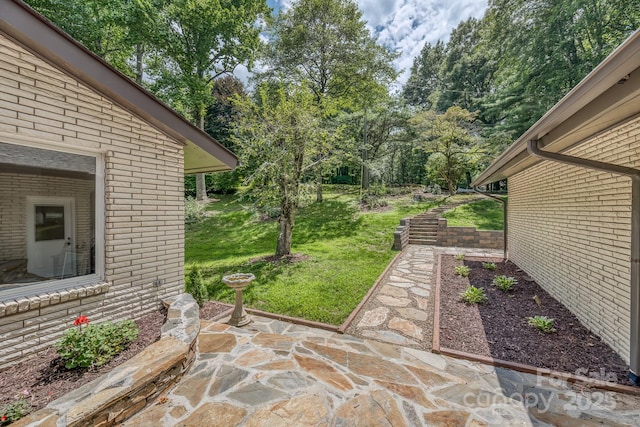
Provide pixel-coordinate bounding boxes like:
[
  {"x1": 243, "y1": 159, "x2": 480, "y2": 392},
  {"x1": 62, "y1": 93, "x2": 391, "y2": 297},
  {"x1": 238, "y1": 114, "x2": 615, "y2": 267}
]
[
  {"x1": 454, "y1": 265, "x2": 470, "y2": 277},
  {"x1": 454, "y1": 253, "x2": 465, "y2": 260},
  {"x1": 186, "y1": 266, "x2": 209, "y2": 307},
  {"x1": 533, "y1": 295, "x2": 542, "y2": 307},
  {"x1": 0, "y1": 391, "x2": 32, "y2": 425},
  {"x1": 482, "y1": 262, "x2": 497, "y2": 271},
  {"x1": 185, "y1": 197, "x2": 207, "y2": 225},
  {"x1": 493, "y1": 275, "x2": 518, "y2": 291},
  {"x1": 528, "y1": 315, "x2": 556, "y2": 333},
  {"x1": 55, "y1": 316, "x2": 139, "y2": 369},
  {"x1": 460, "y1": 286, "x2": 487, "y2": 304}
]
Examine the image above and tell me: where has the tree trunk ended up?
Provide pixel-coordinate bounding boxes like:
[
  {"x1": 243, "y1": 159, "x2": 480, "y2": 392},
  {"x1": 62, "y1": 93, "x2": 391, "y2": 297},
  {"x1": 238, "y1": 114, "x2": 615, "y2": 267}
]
[
  {"x1": 196, "y1": 114, "x2": 207, "y2": 201},
  {"x1": 276, "y1": 203, "x2": 294, "y2": 257},
  {"x1": 316, "y1": 167, "x2": 323, "y2": 202},
  {"x1": 446, "y1": 179, "x2": 457, "y2": 195},
  {"x1": 362, "y1": 110, "x2": 369, "y2": 190},
  {"x1": 196, "y1": 174, "x2": 207, "y2": 201}
]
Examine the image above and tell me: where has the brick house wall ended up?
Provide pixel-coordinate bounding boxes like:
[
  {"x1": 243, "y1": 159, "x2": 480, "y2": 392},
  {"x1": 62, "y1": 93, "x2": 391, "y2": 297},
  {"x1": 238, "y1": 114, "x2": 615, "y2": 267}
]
[
  {"x1": 0, "y1": 34, "x2": 185, "y2": 369},
  {"x1": 508, "y1": 115, "x2": 640, "y2": 363}
]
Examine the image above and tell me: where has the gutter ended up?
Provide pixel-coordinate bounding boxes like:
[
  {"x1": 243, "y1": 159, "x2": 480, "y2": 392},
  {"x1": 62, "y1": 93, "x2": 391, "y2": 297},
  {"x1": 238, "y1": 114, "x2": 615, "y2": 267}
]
[
  {"x1": 527, "y1": 139, "x2": 640, "y2": 386},
  {"x1": 472, "y1": 187, "x2": 508, "y2": 260}
]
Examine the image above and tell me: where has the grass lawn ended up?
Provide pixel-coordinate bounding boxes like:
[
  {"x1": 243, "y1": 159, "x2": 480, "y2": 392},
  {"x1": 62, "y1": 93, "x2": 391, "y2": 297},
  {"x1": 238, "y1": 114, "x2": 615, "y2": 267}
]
[
  {"x1": 185, "y1": 187, "x2": 473, "y2": 325},
  {"x1": 441, "y1": 198, "x2": 505, "y2": 230}
]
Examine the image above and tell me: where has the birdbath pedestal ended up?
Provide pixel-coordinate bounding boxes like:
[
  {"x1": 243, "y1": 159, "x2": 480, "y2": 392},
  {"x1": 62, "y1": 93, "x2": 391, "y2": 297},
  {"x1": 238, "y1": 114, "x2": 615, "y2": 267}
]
[{"x1": 222, "y1": 273, "x2": 255, "y2": 327}]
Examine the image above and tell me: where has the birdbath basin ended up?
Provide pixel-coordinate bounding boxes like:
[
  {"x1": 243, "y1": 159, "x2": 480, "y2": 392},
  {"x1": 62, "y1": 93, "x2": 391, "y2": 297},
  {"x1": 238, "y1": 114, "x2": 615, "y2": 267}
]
[{"x1": 222, "y1": 273, "x2": 255, "y2": 327}]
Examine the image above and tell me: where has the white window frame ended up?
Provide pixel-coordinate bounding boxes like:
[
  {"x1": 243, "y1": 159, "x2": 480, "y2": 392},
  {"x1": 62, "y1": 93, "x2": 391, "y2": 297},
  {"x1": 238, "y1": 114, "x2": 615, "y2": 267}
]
[{"x1": 0, "y1": 136, "x2": 106, "y2": 301}]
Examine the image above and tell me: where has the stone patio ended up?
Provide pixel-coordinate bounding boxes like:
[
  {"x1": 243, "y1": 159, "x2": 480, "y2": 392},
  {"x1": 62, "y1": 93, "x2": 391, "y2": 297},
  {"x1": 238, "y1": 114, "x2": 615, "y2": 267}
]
[{"x1": 125, "y1": 315, "x2": 640, "y2": 426}]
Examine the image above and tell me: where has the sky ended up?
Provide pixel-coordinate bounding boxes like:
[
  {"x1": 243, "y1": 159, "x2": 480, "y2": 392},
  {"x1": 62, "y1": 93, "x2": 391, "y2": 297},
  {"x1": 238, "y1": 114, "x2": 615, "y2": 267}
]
[{"x1": 247, "y1": 0, "x2": 489, "y2": 89}]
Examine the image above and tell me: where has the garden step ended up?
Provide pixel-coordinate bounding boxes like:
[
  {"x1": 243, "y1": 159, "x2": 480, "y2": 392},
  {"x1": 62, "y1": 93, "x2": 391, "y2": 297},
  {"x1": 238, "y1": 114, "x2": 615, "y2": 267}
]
[
  {"x1": 408, "y1": 238, "x2": 437, "y2": 245},
  {"x1": 409, "y1": 225, "x2": 438, "y2": 230},
  {"x1": 409, "y1": 232, "x2": 437, "y2": 238}
]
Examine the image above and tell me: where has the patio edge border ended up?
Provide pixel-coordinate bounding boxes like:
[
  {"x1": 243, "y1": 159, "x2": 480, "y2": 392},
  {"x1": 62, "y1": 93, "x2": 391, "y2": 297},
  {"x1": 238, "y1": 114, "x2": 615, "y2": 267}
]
[
  {"x1": 337, "y1": 250, "x2": 404, "y2": 334},
  {"x1": 432, "y1": 254, "x2": 442, "y2": 351},
  {"x1": 246, "y1": 308, "x2": 339, "y2": 332},
  {"x1": 431, "y1": 254, "x2": 640, "y2": 396}
]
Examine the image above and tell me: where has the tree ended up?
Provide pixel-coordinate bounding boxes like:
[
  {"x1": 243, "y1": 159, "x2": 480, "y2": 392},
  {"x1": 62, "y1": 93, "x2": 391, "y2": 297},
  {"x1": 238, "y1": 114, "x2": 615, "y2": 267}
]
[
  {"x1": 25, "y1": 0, "x2": 135, "y2": 77},
  {"x1": 411, "y1": 107, "x2": 484, "y2": 195},
  {"x1": 484, "y1": 0, "x2": 640, "y2": 136},
  {"x1": 264, "y1": 0, "x2": 397, "y2": 202},
  {"x1": 233, "y1": 84, "x2": 322, "y2": 257},
  {"x1": 150, "y1": 0, "x2": 269, "y2": 200},
  {"x1": 403, "y1": 41, "x2": 446, "y2": 109}
]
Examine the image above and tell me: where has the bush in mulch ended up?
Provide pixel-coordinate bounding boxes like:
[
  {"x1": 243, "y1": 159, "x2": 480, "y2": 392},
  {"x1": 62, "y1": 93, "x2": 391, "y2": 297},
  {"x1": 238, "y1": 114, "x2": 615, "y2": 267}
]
[
  {"x1": 439, "y1": 255, "x2": 632, "y2": 386},
  {"x1": 0, "y1": 309, "x2": 166, "y2": 416}
]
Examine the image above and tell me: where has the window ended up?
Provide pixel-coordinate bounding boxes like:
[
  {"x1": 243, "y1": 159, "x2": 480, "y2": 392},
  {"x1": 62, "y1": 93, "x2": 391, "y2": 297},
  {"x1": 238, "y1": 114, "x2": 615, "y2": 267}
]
[{"x1": 0, "y1": 141, "x2": 104, "y2": 299}]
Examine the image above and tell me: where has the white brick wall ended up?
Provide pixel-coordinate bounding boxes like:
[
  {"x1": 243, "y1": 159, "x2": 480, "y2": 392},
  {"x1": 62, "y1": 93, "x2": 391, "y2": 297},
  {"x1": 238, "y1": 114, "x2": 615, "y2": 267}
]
[
  {"x1": 0, "y1": 34, "x2": 185, "y2": 369},
  {"x1": 508, "y1": 115, "x2": 640, "y2": 363}
]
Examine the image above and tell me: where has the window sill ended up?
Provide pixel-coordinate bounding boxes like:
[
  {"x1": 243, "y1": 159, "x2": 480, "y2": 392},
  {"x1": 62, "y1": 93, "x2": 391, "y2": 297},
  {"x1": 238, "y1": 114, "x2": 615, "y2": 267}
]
[{"x1": 0, "y1": 278, "x2": 110, "y2": 318}]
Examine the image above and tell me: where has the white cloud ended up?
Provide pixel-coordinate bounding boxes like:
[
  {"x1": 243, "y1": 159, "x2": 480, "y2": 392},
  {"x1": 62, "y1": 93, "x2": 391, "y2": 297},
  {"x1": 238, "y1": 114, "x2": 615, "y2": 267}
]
[
  {"x1": 247, "y1": 0, "x2": 489, "y2": 88},
  {"x1": 360, "y1": 0, "x2": 488, "y2": 85}
]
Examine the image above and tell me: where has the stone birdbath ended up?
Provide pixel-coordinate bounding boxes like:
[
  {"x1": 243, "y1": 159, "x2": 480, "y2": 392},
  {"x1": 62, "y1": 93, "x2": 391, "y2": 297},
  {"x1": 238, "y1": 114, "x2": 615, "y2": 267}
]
[{"x1": 222, "y1": 273, "x2": 255, "y2": 327}]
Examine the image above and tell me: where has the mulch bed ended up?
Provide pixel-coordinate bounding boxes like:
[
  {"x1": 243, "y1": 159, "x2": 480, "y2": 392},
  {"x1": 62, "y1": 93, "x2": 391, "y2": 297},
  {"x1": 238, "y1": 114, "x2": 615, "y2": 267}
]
[
  {"x1": 199, "y1": 301, "x2": 233, "y2": 320},
  {"x1": 439, "y1": 255, "x2": 633, "y2": 386},
  {"x1": 247, "y1": 253, "x2": 310, "y2": 265},
  {"x1": 0, "y1": 309, "x2": 166, "y2": 414}
]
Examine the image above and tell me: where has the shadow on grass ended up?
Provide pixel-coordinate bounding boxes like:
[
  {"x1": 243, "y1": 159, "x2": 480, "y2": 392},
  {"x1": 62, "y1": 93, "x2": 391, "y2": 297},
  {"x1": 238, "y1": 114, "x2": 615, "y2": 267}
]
[{"x1": 293, "y1": 199, "x2": 360, "y2": 245}]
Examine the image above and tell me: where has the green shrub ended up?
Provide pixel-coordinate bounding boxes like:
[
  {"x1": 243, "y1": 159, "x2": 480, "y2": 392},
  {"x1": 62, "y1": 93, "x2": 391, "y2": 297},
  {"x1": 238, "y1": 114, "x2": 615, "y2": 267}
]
[
  {"x1": 454, "y1": 265, "x2": 470, "y2": 277},
  {"x1": 454, "y1": 253, "x2": 465, "y2": 260},
  {"x1": 185, "y1": 197, "x2": 207, "y2": 225},
  {"x1": 493, "y1": 275, "x2": 518, "y2": 291},
  {"x1": 55, "y1": 316, "x2": 138, "y2": 369},
  {"x1": 329, "y1": 175, "x2": 353, "y2": 185},
  {"x1": 528, "y1": 315, "x2": 556, "y2": 333},
  {"x1": 360, "y1": 193, "x2": 388, "y2": 209},
  {"x1": 186, "y1": 266, "x2": 209, "y2": 307},
  {"x1": 482, "y1": 262, "x2": 497, "y2": 271},
  {"x1": 460, "y1": 286, "x2": 487, "y2": 304}
]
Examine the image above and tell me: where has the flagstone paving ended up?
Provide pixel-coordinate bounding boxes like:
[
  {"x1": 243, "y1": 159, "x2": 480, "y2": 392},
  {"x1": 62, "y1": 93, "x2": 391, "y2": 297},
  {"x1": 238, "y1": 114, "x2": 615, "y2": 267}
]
[
  {"x1": 346, "y1": 245, "x2": 504, "y2": 351},
  {"x1": 125, "y1": 315, "x2": 640, "y2": 426}
]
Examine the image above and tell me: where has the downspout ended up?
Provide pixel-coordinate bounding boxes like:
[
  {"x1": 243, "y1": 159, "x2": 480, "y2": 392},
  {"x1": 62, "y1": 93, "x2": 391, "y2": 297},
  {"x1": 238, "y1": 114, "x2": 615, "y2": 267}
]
[
  {"x1": 528, "y1": 139, "x2": 640, "y2": 386},
  {"x1": 473, "y1": 187, "x2": 508, "y2": 261}
]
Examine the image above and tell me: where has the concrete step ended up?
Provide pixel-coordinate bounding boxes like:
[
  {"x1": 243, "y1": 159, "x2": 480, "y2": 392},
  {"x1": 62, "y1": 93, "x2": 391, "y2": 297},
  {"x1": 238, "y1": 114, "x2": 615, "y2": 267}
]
[
  {"x1": 409, "y1": 232, "x2": 438, "y2": 238},
  {"x1": 410, "y1": 221, "x2": 439, "y2": 226},
  {"x1": 409, "y1": 225, "x2": 438, "y2": 230},
  {"x1": 408, "y1": 239, "x2": 437, "y2": 245}
]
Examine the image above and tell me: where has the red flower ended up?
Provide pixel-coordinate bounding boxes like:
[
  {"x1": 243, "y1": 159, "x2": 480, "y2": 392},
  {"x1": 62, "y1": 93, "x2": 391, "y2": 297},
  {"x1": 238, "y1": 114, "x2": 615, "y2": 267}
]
[
  {"x1": 73, "y1": 315, "x2": 90, "y2": 326},
  {"x1": 1, "y1": 415, "x2": 7, "y2": 421}
]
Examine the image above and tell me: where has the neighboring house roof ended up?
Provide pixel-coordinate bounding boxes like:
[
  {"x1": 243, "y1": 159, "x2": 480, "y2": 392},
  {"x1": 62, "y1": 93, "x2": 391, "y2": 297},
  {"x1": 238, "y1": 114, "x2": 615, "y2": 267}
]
[
  {"x1": 473, "y1": 29, "x2": 640, "y2": 187},
  {"x1": 0, "y1": 0, "x2": 238, "y2": 174}
]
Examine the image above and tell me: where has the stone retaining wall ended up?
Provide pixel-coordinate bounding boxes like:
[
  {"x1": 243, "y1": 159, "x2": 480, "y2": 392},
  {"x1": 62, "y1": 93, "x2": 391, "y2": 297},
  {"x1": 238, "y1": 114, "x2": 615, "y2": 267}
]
[
  {"x1": 393, "y1": 218, "x2": 410, "y2": 250},
  {"x1": 436, "y1": 218, "x2": 504, "y2": 250},
  {"x1": 13, "y1": 294, "x2": 200, "y2": 427}
]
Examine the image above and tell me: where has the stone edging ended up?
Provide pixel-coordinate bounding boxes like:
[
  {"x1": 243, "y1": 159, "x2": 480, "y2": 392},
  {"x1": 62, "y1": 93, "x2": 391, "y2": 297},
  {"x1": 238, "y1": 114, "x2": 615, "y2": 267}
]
[
  {"x1": 13, "y1": 293, "x2": 201, "y2": 427},
  {"x1": 431, "y1": 254, "x2": 640, "y2": 396}
]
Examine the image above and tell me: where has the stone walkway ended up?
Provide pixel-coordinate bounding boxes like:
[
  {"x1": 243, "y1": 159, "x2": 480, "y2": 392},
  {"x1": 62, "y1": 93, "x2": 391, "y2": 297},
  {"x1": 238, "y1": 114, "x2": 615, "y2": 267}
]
[
  {"x1": 125, "y1": 315, "x2": 640, "y2": 426},
  {"x1": 345, "y1": 245, "x2": 503, "y2": 350}
]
